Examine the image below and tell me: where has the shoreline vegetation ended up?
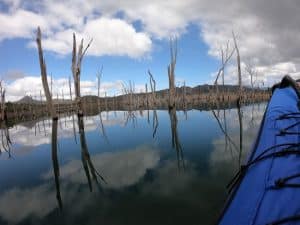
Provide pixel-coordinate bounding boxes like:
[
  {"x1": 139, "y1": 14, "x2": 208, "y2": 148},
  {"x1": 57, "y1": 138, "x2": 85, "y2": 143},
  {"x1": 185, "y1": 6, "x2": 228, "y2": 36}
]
[
  {"x1": 2, "y1": 85, "x2": 270, "y2": 126},
  {"x1": 0, "y1": 27, "x2": 271, "y2": 126}
]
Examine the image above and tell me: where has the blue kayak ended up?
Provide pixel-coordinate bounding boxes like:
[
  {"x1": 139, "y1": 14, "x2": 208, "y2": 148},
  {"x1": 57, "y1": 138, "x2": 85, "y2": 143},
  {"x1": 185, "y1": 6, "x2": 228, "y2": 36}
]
[{"x1": 218, "y1": 76, "x2": 300, "y2": 225}]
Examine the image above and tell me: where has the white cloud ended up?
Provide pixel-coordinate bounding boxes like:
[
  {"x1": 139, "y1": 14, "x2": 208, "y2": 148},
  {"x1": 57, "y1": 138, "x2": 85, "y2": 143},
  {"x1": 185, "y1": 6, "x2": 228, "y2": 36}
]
[
  {"x1": 0, "y1": 185, "x2": 57, "y2": 224},
  {"x1": 42, "y1": 145, "x2": 160, "y2": 189},
  {"x1": 82, "y1": 18, "x2": 151, "y2": 58},
  {"x1": 2, "y1": 112, "x2": 129, "y2": 151},
  {"x1": 27, "y1": 18, "x2": 152, "y2": 58},
  {"x1": 1, "y1": 0, "x2": 300, "y2": 83},
  {"x1": 0, "y1": 9, "x2": 47, "y2": 41},
  {"x1": 4, "y1": 75, "x2": 129, "y2": 101}
]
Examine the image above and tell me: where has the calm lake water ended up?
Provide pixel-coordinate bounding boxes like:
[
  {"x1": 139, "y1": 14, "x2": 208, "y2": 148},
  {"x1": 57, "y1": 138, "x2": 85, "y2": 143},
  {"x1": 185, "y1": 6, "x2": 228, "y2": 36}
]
[{"x1": 0, "y1": 103, "x2": 267, "y2": 225}]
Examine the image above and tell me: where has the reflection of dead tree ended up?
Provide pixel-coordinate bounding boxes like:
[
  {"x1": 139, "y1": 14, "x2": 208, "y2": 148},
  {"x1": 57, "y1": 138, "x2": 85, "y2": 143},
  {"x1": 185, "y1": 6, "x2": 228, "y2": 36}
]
[
  {"x1": 147, "y1": 107, "x2": 150, "y2": 124},
  {"x1": 51, "y1": 118, "x2": 62, "y2": 209},
  {"x1": 168, "y1": 107, "x2": 185, "y2": 171},
  {"x1": 0, "y1": 81, "x2": 11, "y2": 157},
  {"x1": 0, "y1": 123, "x2": 12, "y2": 157},
  {"x1": 99, "y1": 112, "x2": 109, "y2": 144},
  {"x1": 72, "y1": 114, "x2": 77, "y2": 144},
  {"x1": 78, "y1": 116, "x2": 106, "y2": 191},
  {"x1": 96, "y1": 67, "x2": 109, "y2": 143},
  {"x1": 237, "y1": 105, "x2": 243, "y2": 166},
  {"x1": 168, "y1": 38, "x2": 177, "y2": 109},
  {"x1": 211, "y1": 110, "x2": 239, "y2": 152},
  {"x1": 125, "y1": 111, "x2": 137, "y2": 128},
  {"x1": 223, "y1": 109, "x2": 229, "y2": 153},
  {"x1": 152, "y1": 110, "x2": 158, "y2": 138},
  {"x1": 249, "y1": 104, "x2": 256, "y2": 128},
  {"x1": 71, "y1": 33, "x2": 92, "y2": 116}
]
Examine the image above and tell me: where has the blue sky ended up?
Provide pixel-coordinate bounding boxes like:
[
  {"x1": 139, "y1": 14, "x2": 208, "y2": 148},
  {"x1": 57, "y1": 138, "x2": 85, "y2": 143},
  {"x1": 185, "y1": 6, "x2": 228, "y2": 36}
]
[
  {"x1": 0, "y1": 0, "x2": 299, "y2": 100},
  {"x1": 0, "y1": 24, "x2": 217, "y2": 89}
]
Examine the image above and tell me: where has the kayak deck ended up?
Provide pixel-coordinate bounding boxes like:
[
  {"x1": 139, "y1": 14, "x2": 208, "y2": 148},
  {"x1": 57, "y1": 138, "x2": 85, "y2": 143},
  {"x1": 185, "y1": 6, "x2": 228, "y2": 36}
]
[{"x1": 219, "y1": 84, "x2": 300, "y2": 225}]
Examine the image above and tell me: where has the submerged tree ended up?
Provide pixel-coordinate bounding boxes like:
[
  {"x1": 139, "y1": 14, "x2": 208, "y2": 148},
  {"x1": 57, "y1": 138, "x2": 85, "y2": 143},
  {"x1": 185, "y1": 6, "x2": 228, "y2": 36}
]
[
  {"x1": 36, "y1": 27, "x2": 57, "y2": 119},
  {"x1": 168, "y1": 38, "x2": 177, "y2": 110},
  {"x1": 232, "y1": 31, "x2": 242, "y2": 93},
  {"x1": 148, "y1": 70, "x2": 156, "y2": 107},
  {"x1": 71, "y1": 33, "x2": 92, "y2": 116},
  {"x1": 214, "y1": 41, "x2": 235, "y2": 97}
]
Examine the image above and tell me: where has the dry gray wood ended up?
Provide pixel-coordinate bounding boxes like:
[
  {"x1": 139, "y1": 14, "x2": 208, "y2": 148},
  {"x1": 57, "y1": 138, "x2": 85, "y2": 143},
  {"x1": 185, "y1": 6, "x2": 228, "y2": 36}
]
[
  {"x1": 168, "y1": 38, "x2": 177, "y2": 109},
  {"x1": 148, "y1": 70, "x2": 156, "y2": 106},
  {"x1": 71, "y1": 33, "x2": 93, "y2": 115},
  {"x1": 232, "y1": 31, "x2": 242, "y2": 92},
  {"x1": 36, "y1": 27, "x2": 57, "y2": 119}
]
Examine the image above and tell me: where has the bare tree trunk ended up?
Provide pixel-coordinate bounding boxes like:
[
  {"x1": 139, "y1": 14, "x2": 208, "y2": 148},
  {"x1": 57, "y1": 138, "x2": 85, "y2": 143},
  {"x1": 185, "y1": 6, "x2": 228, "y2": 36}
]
[
  {"x1": 214, "y1": 42, "x2": 235, "y2": 100},
  {"x1": 36, "y1": 27, "x2": 57, "y2": 119},
  {"x1": 0, "y1": 81, "x2": 6, "y2": 121},
  {"x1": 71, "y1": 33, "x2": 92, "y2": 116},
  {"x1": 232, "y1": 31, "x2": 242, "y2": 94},
  {"x1": 148, "y1": 70, "x2": 156, "y2": 107},
  {"x1": 168, "y1": 38, "x2": 177, "y2": 110},
  {"x1": 183, "y1": 81, "x2": 186, "y2": 109},
  {"x1": 145, "y1": 83, "x2": 149, "y2": 108},
  {"x1": 96, "y1": 66, "x2": 103, "y2": 112}
]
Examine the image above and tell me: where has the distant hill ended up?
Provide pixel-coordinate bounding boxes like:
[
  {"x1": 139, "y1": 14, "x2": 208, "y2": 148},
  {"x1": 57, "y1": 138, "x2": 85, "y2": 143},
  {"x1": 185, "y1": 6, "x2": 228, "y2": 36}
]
[
  {"x1": 15, "y1": 95, "x2": 74, "y2": 104},
  {"x1": 16, "y1": 96, "x2": 41, "y2": 104},
  {"x1": 14, "y1": 84, "x2": 268, "y2": 104}
]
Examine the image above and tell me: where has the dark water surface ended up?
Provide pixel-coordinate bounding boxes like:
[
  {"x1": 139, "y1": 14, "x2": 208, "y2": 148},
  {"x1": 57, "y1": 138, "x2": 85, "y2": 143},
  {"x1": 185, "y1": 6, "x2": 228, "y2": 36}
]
[{"x1": 0, "y1": 103, "x2": 267, "y2": 225}]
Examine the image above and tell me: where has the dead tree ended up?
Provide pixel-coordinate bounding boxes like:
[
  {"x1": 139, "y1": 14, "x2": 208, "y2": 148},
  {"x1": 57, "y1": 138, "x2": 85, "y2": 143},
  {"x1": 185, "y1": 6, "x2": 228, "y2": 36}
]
[
  {"x1": 245, "y1": 62, "x2": 258, "y2": 91},
  {"x1": 97, "y1": 66, "x2": 103, "y2": 98},
  {"x1": 0, "y1": 81, "x2": 6, "y2": 121},
  {"x1": 182, "y1": 81, "x2": 187, "y2": 109},
  {"x1": 68, "y1": 76, "x2": 73, "y2": 101},
  {"x1": 167, "y1": 38, "x2": 177, "y2": 109},
  {"x1": 71, "y1": 33, "x2": 92, "y2": 116},
  {"x1": 232, "y1": 31, "x2": 242, "y2": 97},
  {"x1": 96, "y1": 66, "x2": 103, "y2": 112},
  {"x1": 214, "y1": 42, "x2": 235, "y2": 98},
  {"x1": 148, "y1": 70, "x2": 156, "y2": 106},
  {"x1": 36, "y1": 27, "x2": 57, "y2": 119},
  {"x1": 145, "y1": 83, "x2": 149, "y2": 108}
]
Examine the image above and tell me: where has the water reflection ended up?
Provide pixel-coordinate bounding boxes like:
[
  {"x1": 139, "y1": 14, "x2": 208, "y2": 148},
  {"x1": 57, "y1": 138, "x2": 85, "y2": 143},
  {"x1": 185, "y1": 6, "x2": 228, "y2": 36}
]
[
  {"x1": 51, "y1": 118, "x2": 62, "y2": 209},
  {"x1": 0, "y1": 103, "x2": 267, "y2": 225},
  {"x1": 0, "y1": 112, "x2": 128, "y2": 153},
  {"x1": 210, "y1": 103, "x2": 266, "y2": 174},
  {"x1": 0, "y1": 120, "x2": 12, "y2": 158},
  {"x1": 152, "y1": 110, "x2": 158, "y2": 138},
  {"x1": 168, "y1": 107, "x2": 185, "y2": 170},
  {"x1": 77, "y1": 115, "x2": 106, "y2": 191}
]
